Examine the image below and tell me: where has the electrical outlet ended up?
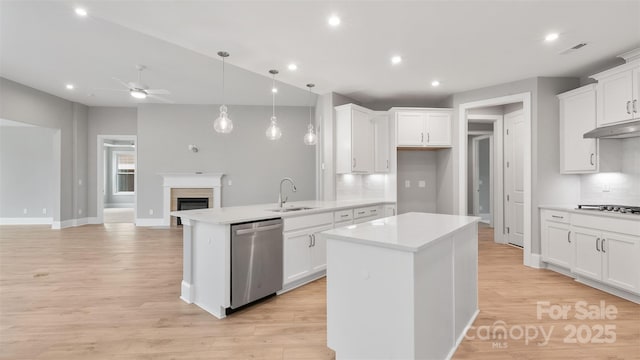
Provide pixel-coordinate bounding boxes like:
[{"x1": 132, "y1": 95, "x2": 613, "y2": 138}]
[
  {"x1": 42, "y1": 208, "x2": 47, "y2": 215},
  {"x1": 23, "y1": 208, "x2": 28, "y2": 215},
  {"x1": 228, "y1": 180, "x2": 233, "y2": 186},
  {"x1": 602, "y1": 183, "x2": 611, "y2": 192},
  {"x1": 78, "y1": 179, "x2": 83, "y2": 186},
  {"x1": 78, "y1": 209, "x2": 83, "y2": 215},
  {"x1": 418, "y1": 180, "x2": 426, "y2": 188},
  {"x1": 149, "y1": 209, "x2": 154, "y2": 215},
  {"x1": 405, "y1": 180, "x2": 411, "y2": 188}
]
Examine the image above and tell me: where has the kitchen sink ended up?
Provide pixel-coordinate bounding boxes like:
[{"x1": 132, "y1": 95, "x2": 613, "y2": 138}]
[{"x1": 267, "y1": 207, "x2": 315, "y2": 213}]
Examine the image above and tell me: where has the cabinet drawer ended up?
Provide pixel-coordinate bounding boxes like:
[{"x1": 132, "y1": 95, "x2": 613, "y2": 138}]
[
  {"x1": 334, "y1": 209, "x2": 354, "y2": 222},
  {"x1": 284, "y1": 212, "x2": 333, "y2": 232},
  {"x1": 541, "y1": 209, "x2": 570, "y2": 224},
  {"x1": 354, "y1": 205, "x2": 382, "y2": 219}
]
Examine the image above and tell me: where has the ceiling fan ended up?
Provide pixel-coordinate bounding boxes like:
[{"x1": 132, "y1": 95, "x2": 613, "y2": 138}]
[{"x1": 99, "y1": 64, "x2": 172, "y2": 102}]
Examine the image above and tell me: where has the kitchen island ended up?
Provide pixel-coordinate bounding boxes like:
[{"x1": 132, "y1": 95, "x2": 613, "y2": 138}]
[
  {"x1": 171, "y1": 199, "x2": 395, "y2": 319},
  {"x1": 319, "y1": 212, "x2": 480, "y2": 360}
]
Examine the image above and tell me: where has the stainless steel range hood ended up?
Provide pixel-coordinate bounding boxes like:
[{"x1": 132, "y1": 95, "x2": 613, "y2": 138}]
[{"x1": 583, "y1": 119, "x2": 640, "y2": 139}]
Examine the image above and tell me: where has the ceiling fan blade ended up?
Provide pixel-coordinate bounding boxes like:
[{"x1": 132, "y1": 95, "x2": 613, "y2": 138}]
[
  {"x1": 112, "y1": 77, "x2": 132, "y2": 89},
  {"x1": 148, "y1": 94, "x2": 174, "y2": 103},
  {"x1": 94, "y1": 87, "x2": 128, "y2": 92},
  {"x1": 146, "y1": 89, "x2": 170, "y2": 95}
]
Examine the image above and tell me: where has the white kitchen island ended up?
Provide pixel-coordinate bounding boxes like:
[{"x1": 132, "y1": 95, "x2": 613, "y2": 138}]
[{"x1": 319, "y1": 212, "x2": 480, "y2": 360}]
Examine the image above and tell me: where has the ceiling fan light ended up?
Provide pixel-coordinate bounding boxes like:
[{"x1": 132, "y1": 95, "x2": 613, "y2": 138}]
[
  {"x1": 214, "y1": 105, "x2": 233, "y2": 133},
  {"x1": 130, "y1": 88, "x2": 147, "y2": 99},
  {"x1": 304, "y1": 124, "x2": 317, "y2": 145}
]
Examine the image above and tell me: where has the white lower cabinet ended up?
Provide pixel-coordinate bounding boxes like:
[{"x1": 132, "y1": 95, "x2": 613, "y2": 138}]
[
  {"x1": 541, "y1": 220, "x2": 573, "y2": 269},
  {"x1": 283, "y1": 224, "x2": 333, "y2": 285},
  {"x1": 573, "y1": 227, "x2": 602, "y2": 280}
]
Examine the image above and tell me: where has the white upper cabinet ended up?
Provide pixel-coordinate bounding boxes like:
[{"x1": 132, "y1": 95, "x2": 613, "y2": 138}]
[
  {"x1": 335, "y1": 104, "x2": 374, "y2": 174},
  {"x1": 558, "y1": 84, "x2": 598, "y2": 173},
  {"x1": 373, "y1": 113, "x2": 390, "y2": 173},
  {"x1": 590, "y1": 51, "x2": 640, "y2": 126},
  {"x1": 394, "y1": 108, "x2": 452, "y2": 147}
]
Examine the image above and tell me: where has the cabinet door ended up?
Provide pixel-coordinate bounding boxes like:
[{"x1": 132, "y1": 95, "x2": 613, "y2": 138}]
[
  {"x1": 560, "y1": 88, "x2": 597, "y2": 173},
  {"x1": 283, "y1": 229, "x2": 313, "y2": 284},
  {"x1": 396, "y1": 112, "x2": 425, "y2": 146},
  {"x1": 384, "y1": 205, "x2": 396, "y2": 217},
  {"x1": 573, "y1": 227, "x2": 602, "y2": 281},
  {"x1": 542, "y1": 221, "x2": 573, "y2": 269},
  {"x1": 310, "y1": 225, "x2": 333, "y2": 272},
  {"x1": 425, "y1": 112, "x2": 451, "y2": 146},
  {"x1": 374, "y1": 114, "x2": 390, "y2": 173},
  {"x1": 351, "y1": 108, "x2": 374, "y2": 172},
  {"x1": 601, "y1": 232, "x2": 640, "y2": 294},
  {"x1": 633, "y1": 67, "x2": 640, "y2": 118},
  {"x1": 597, "y1": 70, "x2": 634, "y2": 126}
]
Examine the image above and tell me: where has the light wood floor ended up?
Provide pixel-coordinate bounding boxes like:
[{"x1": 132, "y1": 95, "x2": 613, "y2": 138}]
[
  {"x1": 0, "y1": 224, "x2": 638, "y2": 359},
  {"x1": 103, "y1": 208, "x2": 135, "y2": 224}
]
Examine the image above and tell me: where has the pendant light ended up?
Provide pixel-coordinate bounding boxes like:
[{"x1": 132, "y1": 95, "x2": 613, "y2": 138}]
[
  {"x1": 266, "y1": 69, "x2": 282, "y2": 140},
  {"x1": 213, "y1": 51, "x2": 233, "y2": 134},
  {"x1": 303, "y1": 83, "x2": 317, "y2": 145}
]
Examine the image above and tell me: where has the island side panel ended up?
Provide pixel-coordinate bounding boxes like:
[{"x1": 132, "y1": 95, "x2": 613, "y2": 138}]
[
  {"x1": 181, "y1": 219, "x2": 194, "y2": 303},
  {"x1": 413, "y1": 236, "x2": 455, "y2": 360},
  {"x1": 326, "y1": 238, "x2": 415, "y2": 359},
  {"x1": 192, "y1": 221, "x2": 231, "y2": 319},
  {"x1": 453, "y1": 223, "x2": 479, "y2": 343}
]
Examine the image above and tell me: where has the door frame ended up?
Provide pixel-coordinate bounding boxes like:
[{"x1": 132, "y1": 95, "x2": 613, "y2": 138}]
[
  {"x1": 458, "y1": 93, "x2": 532, "y2": 265},
  {"x1": 471, "y1": 134, "x2": 493, "y2": 226},
  {"x1": 96, "y1": 135, "x2": 137, "y2": 224},
  {"x1": 503, "y1": 109, "x2": 525, "y2": 247}
]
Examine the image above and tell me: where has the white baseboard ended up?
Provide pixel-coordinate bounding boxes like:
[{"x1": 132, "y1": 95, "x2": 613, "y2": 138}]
[
  {"x1": 52, "y1": 217, "x2": 90, "y2": 229},
  {"x1": 88, "y1": 217, "x2": 101, "y2": 224},
  {"x1": 135, "y1": 218, "x2": 165, "y2": 227},
  {"x1": 104, "y1": 203, "x2": 135, "y2": 209},
  {"x1": 0, "y1": 217, "x2": 53, "y2": 225},
  {"x1": 447, "y1": 309, "x2": 480, "y2": 360}
]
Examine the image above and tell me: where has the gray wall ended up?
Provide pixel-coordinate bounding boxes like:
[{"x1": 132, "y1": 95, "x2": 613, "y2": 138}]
[
  {"x1": 87, "y1": 107, "x2": 137, "y2": 217},
  {"x1": 478, "y1": 138, "x2": 490, "y2": 214},
  {"x1": 440, "y1": 77, "x2": 581, "y2": 254},
  {"x1": 397, "y1": 150, "x2": 437, "y2": 214},
  {"x1": 104, "y1": 146, "x2": 135, "y2": 207},
  {"x1": 0, "y1": 77, "x2": 88, "y2": 223},
  {"x1": 0, "y1": 126, "x2": 56, "y2": 218},
  {"x1": 136, "y1": 104, "x2": 316, "y2": 220}
]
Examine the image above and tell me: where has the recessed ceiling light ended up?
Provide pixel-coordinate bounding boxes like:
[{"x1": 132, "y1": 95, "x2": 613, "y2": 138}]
[
  {"x1": 328, "y1": 15, "x2": 341, "y2": 27},
  {"x1": 288, "y1": 63, "x2": 298, "y2": 71},
  {"x1": 272, "y1": 87, "x2": 278, "y2": 93},
  {"x1": 391, "y1": 56, "x2": 402, "y2": 65},
  {"x1": 545, "y1": 32, "x2": 559, "y2": 42},
  {"x1": 65, "y1": 84, "x2": 74, "y2": 90},
  {"x1": 74, "y1": 7, "x2": 88, "y2": 17},
  {"x1": 431, "y1": 80, "x2": 440, "y2": 87}
]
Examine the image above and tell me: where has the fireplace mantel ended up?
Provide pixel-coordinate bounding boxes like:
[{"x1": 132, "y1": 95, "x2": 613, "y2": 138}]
[{"x1": 160, "y1": 172, "x2": 224, "y2": 227}]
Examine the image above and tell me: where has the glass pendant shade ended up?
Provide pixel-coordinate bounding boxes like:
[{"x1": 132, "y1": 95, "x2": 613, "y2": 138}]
[
  {"x1": 213, "y1": 105, "x2": 233, "y2": 133},
  {"x1": 266, "y1": 116, "x2": 282, "y2": 140},
  {"x1": 303, "y1": 123, "x2": 317, "y2": 145}
]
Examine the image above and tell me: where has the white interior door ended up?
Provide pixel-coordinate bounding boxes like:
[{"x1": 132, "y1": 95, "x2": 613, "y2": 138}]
[{"x1": 504, "y1": 111, "x2": 524, "y2": 247}]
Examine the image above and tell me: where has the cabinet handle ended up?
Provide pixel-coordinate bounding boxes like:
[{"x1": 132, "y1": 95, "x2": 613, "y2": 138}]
[
  {"x1": 567, "y1": 231, "x2": 571, "y2": 243},
  {"x1": 308, "y1": 234, "x2": 313, "y2": 248},
  {"x1": 596, "y1": 237, "x2": 600, "y2": 252},
  {"x1": 370, "y1": 209, "x2": 377, "y2": 213},
  {"x1": 634, "y1": 99, "x2": 638, "y2": 113},
  {"x1": 392, "y1": 208, "x2": 396, "y2": 215},
  {"x1": 427, "y1": 133, "x2": 430, "y2": 143},
  {"x1": 340, "y1": 214, "x2": 349, "y2": 218},
  {"x1": 551, "y1": 215, "x2": 564, "y2": 219},
  {"x1": 627, "y1": 101, "x2": 632, "y2": 115},
  {"x1": 601, "y1": 238, "x2": 606, "y2": 253},
  {"x1": 590, "y1": 153, "x2": 594, "y2": 166},
  {"x1": 421, "y1": 132, "x2": 424, "y2": 143},
  {"x1": 386, "y1": 159, "x2": 389, "y2": 169},
  {"x1": 357, "y1": 211, "x2": 366, "y2": 215},
  {"x1": 353, "y1": 158, "x2": 356, "y2": 168}
]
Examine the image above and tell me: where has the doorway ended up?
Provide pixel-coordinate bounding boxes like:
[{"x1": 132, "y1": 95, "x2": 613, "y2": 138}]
[
  {"x1": 97, "y1": 135, "x2": 137, "y2": 224},
  {"x1": 471, "y1": 135, "x2": 493, "y2": 225}
]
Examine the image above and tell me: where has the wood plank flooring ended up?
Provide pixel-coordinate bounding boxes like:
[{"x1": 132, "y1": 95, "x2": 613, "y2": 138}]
[{"x1": 1, "y1": 223, "x2": 638, "y2": 359}]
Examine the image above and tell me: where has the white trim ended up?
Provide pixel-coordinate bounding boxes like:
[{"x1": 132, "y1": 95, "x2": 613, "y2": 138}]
[
  {"x1": 104, "y1": 203, "x2": 135, "y2": 208},
  {"x1": 51, "y1": 217, "x2": 89, "y2": 229},
  {"x1": 529, "y1": 253, "x2": 543, "y2": 269},
  {"x1": 446, "y1": 309, "x2": 480, "y2": 360},
  {"x1": 459, "y1": 93, "x2": 532, "y2": 264},
  {"x1": 88, "y1": 217, "x2": 101, "y2": 224},
  {"x1": 0, "y1": 217, "x2": 53, "y2": 225},
  {"x1": 160, "y1": 172, "x2": 224, "y2": 227},
  {"x1": 96, "y1": 135, "x2": 137, "y2": 225},
  {"x1": 135, "y1": 218, "x2": 165, "y2": 227}
]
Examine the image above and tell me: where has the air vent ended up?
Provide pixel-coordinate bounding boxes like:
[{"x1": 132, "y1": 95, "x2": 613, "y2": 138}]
[{"x1": 559, "y1": 42, "x2": 588, "y2": 55}]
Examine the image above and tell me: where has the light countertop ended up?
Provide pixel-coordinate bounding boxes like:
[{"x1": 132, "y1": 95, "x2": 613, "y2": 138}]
[
  {"x1": 318, "y1": 212, "x2": 480, "y2": 252},
  {"x1": 171, "y1": 199, "x2": 394, "y2": 225},
  {"x1": 539, "y1": 205, "x2": 640, "y2": 221}
]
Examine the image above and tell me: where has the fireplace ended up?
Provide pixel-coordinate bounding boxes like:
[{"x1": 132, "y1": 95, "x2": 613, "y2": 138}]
[
  {"x1": 160, "y1": 172, "x2": 223, "y2": 227},
  {"x1": 176, "y1": 197, "x2": 209, "y2": 225}
]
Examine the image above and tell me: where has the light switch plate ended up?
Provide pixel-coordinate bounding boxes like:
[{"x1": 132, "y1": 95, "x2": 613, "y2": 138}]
[
  {"x1": 418, "y1": 180, "x2": 426, "y2": 188},
  {"x1": 404, "y1": 180, "x2": 411, "y2": 188}
]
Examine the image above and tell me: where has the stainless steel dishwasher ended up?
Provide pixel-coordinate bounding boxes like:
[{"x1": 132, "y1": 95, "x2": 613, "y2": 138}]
[{"x1": 230, "y1": 218, "x2": 283, "y2": 309}]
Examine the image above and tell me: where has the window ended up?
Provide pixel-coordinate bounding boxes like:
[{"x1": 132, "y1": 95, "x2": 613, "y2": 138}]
[{"x1": 113, "y1": 151, "x2": 135, "y2": 194}]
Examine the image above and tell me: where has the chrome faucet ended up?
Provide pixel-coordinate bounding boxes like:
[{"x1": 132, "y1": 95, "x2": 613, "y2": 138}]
[{"x1": 278, "y1": 177, "x2": 297, "y2": 208}]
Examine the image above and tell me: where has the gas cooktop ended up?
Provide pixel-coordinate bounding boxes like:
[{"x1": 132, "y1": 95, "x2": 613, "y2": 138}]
[{"x1": 577, "y1": 204, "x2": 640, "y2": 215}]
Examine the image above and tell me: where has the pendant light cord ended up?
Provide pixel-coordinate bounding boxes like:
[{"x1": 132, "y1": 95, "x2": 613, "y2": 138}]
[
  {"x1": 308, "y1": 87, "x2": 312, "y2": 126},
  {"x1": 272, "y1": 74, "x2": 276, "y2": 118},
  {"x1": 221, "y1": 57, "x2": 225, "y2": 105}
]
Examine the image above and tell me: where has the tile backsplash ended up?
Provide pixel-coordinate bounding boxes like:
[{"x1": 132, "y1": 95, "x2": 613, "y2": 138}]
[
  {"x1": 336, "y1": 174, "x2": 387, "y2": 201},
  {"x1": 580, "y1": 137, "x2": 640, "y2": 205}
]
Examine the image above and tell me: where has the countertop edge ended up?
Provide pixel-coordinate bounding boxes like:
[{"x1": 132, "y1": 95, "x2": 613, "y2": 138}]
[{"x1": 539, "y1": 205, "x2": 640, "y2": 221}]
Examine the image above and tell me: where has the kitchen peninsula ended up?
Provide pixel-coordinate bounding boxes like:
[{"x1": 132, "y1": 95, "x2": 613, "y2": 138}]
[
  {"x1": 319, "y1": 212, "x2": 480, "y2": 360},
  {"x1": 171, "y1": 199, "x2": 395, "y2": 319}
]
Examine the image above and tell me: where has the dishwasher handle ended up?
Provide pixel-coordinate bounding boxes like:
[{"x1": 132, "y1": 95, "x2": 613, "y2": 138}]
[{"x1": 235, "y1": 223, "x2": 282, "y2": 235}]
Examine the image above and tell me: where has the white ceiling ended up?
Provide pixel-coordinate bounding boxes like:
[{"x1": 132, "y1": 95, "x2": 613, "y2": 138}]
[{"x1": 1, "y1": 1, "x2": 639, "y2": 108}]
